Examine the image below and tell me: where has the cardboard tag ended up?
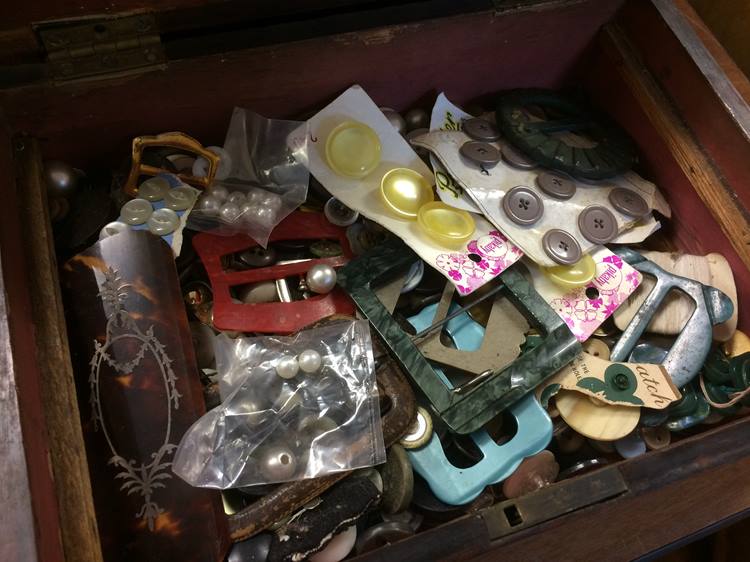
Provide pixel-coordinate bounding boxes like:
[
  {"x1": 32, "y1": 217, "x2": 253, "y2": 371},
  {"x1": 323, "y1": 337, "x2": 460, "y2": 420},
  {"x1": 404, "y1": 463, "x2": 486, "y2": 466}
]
[
  {"x1": 527, "y1": 247, "x2": 642, "y2": 342},
  {"x1": 541, "y1": 352, "x2": 681, "y2": 409},
  {"x1": 304, "y1": 85, "x2": 522, "y2": 295}
]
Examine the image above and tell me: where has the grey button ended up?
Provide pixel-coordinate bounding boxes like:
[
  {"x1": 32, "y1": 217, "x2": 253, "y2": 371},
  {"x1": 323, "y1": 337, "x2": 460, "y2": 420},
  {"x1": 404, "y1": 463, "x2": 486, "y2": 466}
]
[
  {"x1": 609, "y1": 187, "x2": 650, "y2": 218},
  {"x1": 537, "y1": 172, "x2": 576, "y2": 200},
  {"x1": 237, "y1": 246, "x2": 277, "y2": 268},
  {"x1": 543, "y1": 229, "x2": 582, "y2": 265},
  {"x1": 578, "y1": 205, "x2": 618, "y2": 244},
  {"x1": 502, "y1": 186, "x2": 544, "y2": 226},
  {"x1": 463, "y1": 118, "x2": 501, "y2": 142},
  {"x1": 459, "y1": 141, "x2": 501, "y2": 167},
  {"x1": 501, "y1": 142, "x2": 536, "y2": 169}
]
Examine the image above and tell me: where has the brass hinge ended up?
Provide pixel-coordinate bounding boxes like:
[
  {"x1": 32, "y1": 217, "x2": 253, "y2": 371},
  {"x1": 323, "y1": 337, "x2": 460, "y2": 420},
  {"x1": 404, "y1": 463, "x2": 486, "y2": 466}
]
[{"x1": 36, "y1": 14, "x2": 165, "y2": 82}]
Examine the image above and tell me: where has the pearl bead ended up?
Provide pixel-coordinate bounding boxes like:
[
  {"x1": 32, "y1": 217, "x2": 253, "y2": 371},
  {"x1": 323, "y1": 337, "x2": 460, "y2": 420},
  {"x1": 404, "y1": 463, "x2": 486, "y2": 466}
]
[
  {"x1": 380, "y1": 107, "x2": 407, "y2": 134},
  {"x1": 138, "y1": 177, "x2": 170, "y2": 201},
  {"x1": 227, "y1": 191, "x2": 246, "y2": 205},
  {"x1": 164, "y1": 186, "x2": 197, "y2": 211},
  {"x1": 147, "y1": 208, "x2": 179, "y2": 236},
  {"x1": 246, "y1": 189, "x2": 264, "y2": 206},
  {"x1": 209, "y1": 184, "x2": 229, "y2": 203},
  {"x1": 306, "y1": 264, "x2": 337, "y2": 294},
  {"x1": 404, "y1": 108, "x2": 429, "y2": 131},
  {"x1": 260, "y1": 192, "x2": 282, "y2": 213},
  {"x1": 275, "y1": 355, "x2": 299, "y2": 379},
  {"x1": 259, "y1": 445, "x2": 297, "y2": 482},
  {"x1": 219, "y1": 201, "x2": 241, "y2": 223},
  {"x1": 120, "y1": 198, "x2": 153, "y2": 225},
  {"x1": 44, "y1": 160, "x2": 79, "y2": 198},
  {"x1": 192, "y1": 146, "x2": 232, "y2": 181},
  {"x1": 298, "y1": 349, "x2": 322, "y2": 373},
  {"x1": 99, "y1": 221, "x2": 128, "y2": 240},
  {"x1": 198, "y1": 194, "x2": 221, "y2": 216},
  {"x1": 244, "y1": 204, "x2": 277, "y2": 226}
]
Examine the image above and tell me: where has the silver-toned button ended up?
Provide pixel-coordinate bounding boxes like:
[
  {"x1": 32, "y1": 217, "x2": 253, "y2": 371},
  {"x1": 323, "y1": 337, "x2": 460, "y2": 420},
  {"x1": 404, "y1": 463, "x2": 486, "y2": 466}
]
[
  {"x1": 121, "y1": 198, "x2": 153, "y2": 225},
  {"x1": 536, "y1": 172, "x2": 576, "y2": 200},
  {"x1": 542, "y1": 229, "x2": 582, "y2": 265},
  {"x1": 147, "y1": 207, "x2": 180, "y2": 236},
  {"x1": 462, "y1": 118, "x2": 500, "y2": 142},
  {"x1": 578, "y1": 205, "x2": 618, "y2": 244},
  {"x1": 500, "y1": 142, "x2": 536, "y2": 169},
  {"x1": 502, "y1": 186, "x2": 544, "y2": 226},
  {"x1": 138, "y1": 176, "x2": 170, "y2": 201},
  {"x1": 459, "y1": 141, "x2": 501, "y2": 167},
  {"x1": 609, "y1": 187, "x2": 650, "y2": 218}
]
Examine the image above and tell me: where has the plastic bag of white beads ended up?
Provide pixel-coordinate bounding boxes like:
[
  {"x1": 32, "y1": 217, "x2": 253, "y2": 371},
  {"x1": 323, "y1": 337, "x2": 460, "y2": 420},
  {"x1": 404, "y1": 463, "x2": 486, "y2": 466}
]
[
  {"x1": 188, "y1": 109, "x2": 309, "y2": 247},
  {"x1": 172, "y1": 319, "x2": 385, "y2": 488}
]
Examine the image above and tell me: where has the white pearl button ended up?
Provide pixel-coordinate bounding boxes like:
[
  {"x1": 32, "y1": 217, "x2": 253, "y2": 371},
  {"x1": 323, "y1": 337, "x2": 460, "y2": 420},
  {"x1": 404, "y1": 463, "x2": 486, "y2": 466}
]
[
  {"x1": 138, "y1": 177, "x2": 170, "y2": 201},
  {"x1": 192, "y1": 146, "x2": 232, "y2": 181},
  {"x1": 164, "y1": 186, "x2": 197, "y2": 211},
  {"x1": 99, "y1": 221, "x2": 129, "y2": 240},
  {"x1": 208, "y1": 184, "x2": 229, "y2": 203},
  {"x1": 306, "y1": 264, "x2": 337, "y2": 294},
  {"x1": 298, "y1": 349, "x2": 322, "y2": 373},
  {"x1": 276, "y1": 355, "x2": 299, "y2": 379},
  {"x1": 198, "y1": 194, "x2": 221, "y2": 216},
  {"x1": 147, "y1": 208, "x2": 180, "y2": 236},
  {"x1": 219, "y1": 201, "x2": 241, "y2": 223},
  {"x1": 120, "y1": 198, "x2": 153, "y2": 225}
]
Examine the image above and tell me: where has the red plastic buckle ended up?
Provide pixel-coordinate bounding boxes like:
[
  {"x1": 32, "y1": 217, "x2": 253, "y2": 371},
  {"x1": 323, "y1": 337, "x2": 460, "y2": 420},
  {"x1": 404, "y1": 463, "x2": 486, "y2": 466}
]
[{"x1": 193, "y1": 212, "x2": 354, "y2": 334}]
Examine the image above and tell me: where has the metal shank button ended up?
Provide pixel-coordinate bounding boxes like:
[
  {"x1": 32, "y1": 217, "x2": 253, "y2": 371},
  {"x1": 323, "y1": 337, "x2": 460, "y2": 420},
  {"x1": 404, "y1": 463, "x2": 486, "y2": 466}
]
[
  {"x1": 502, "y1": 186, "x2": 544, "y2": 226},
  {"x1": 459, "y1": 141, "x2": 501, "y2": 167},
  {"x1": 609, "y1": 187, "x2": 650, "y2": 218},
  {"x1": 463, "y1": 118, "x2": 501, "y2": 142},
  {"x1": 543, "y1": 229, "x2": 582, "y2": 265},
  {"x1": 536, "y1": 172, "x2": 576, "y2": 200},
  {"x1": 578, "y1": 205, "x2": 618, "y2": 244}
]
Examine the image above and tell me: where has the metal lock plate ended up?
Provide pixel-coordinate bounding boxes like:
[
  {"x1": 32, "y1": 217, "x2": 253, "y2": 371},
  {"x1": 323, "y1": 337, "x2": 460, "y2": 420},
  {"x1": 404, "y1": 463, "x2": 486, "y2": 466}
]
[
  {"x1": 193, "y1": 212, "x2": 354, "y2": 334},
  {"x1": 337, "y1": 239, "x2": 581, "y2": 434}
]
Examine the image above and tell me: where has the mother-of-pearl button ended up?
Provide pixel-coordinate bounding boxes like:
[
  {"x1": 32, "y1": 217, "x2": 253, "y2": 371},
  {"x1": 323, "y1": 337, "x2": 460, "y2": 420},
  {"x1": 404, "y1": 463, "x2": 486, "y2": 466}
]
[
  {"x1": 99, "y1": 221, "x2": 129, "y2": 240},
  {"x1": 121, "y1": 198, "x2": 153, "y2": 225},
  {"x1": 164, "y1": 186, "x2": 197, "y2": 211},
  {"x1": 138, "y1": 177, "x2": 170, "y2": 201},
  {"x1": 147, "y1": 208, "x2": 180, "y2": 236}
]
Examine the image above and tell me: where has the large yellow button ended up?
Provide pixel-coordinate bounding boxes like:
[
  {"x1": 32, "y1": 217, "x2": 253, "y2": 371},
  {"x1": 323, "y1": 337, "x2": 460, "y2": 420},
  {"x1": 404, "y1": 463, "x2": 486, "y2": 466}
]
[
  {"x1": 543, "y1": 254, "x2": 597, "y2": 289},
  {"x1": 325, "y1": 121, "x2": 381, "y2": 178},
  {"x1": 417, "y1": 201, "x2": 476, "y2": 248},
  {"x1": 380, "y1": 168, "x2": 434, "y2": 218}
]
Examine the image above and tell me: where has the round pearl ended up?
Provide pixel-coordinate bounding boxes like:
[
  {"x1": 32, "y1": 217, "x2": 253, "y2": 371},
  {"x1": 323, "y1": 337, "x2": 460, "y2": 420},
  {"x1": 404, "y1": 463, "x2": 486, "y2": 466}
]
[
  {"x1": 259, "y1": 445, "x2": 297, "y2": 482},
  {"x1": 209, "y1": 184, "x2": 229, "y2": 203},
  {"x1": 164, "y1": 186, "x2": 197, "y2": 211},
  {"x1": 198, "y1": 194, "x2": 221, "y2": 216},
  {"x1": 120, "y1": 198, "x2": 153, "y2": 225},
  {"x1": 227, "y1": 191, "x2": 246, "y2": 205},
  {"x1": 246, "y1": 189, "x2": 264, "y2": 206},
  {"x1": 44, "y1": 160, "x2": 79, "y2": 198},
  {"x1": 245, "y1": 204, "x2": 277, "y2": 226},
  {"x1": 99, "y1": 221, "x2": 128, "y2": 240},
  {"x1": 219, "y1": 201, "x2": 241, "y2": 223},
  {"x1": 404, "y1": 108, "x2": 429, "y2": 131},
  {"x1": 147, "y1": 208, "x2": 179, "y2": 236},
  {"x1": 138, "y1": 177, "x2": 170, "y2": 201},
  {"x1": 192, "y1": 146, "x2": 233, "y2": 181},
  {"x1": 306, "y1": 264, "x2": 337, "y2": 294},
  {"x1": 276, "y1": 355, "x2": 299, "y2": 379},
  {"x1": 260, "y1": 192, "x2": 282, "y2": 213},
  {"x1": 298, "y1": 349, "x2": 322, "y2": 373}
]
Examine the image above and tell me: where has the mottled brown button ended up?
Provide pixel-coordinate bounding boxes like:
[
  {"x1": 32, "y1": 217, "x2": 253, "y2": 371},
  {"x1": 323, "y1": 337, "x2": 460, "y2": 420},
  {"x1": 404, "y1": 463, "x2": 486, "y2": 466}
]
[
  {"x1": 542, "y1": 229, "x2": 582, "y2": 265},
  {"x1": 641, "y1": 426, "x2": 671, "y2": 450},
  {"x1": 536, "y1": 172, "x2": 576, "y2": 200},
  {"x1": 459, "y1": 141, "x2": 501, "y2": 167},
  {"x1": 578, "y1": 205, "x2": 618, "y2": 244},
  {"x1": 500, "y1": 142, "x2": 536, "y2": 169},
  {"x1": 502, "y1": 186, "x2": 544, "y2": 226},
  {"x1": 463, "y1": 118, "x2": 501, "y2": 142},
  {"x1": 502, "y1": 451, "x2": 559, "y2": 499},
  {"x1": 609, "y1": 187, "x2": 650, "y2": 218},
  {"x1": 379, "y1": 444, "x2": 414, "y2": 515}
]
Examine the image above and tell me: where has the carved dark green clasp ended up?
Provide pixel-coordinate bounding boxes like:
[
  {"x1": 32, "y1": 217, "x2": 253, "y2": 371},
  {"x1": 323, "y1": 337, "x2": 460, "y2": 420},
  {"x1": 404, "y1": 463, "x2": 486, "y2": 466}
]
[{"x1": 337, "y1": 239, "x2": 581, "y2": 435}]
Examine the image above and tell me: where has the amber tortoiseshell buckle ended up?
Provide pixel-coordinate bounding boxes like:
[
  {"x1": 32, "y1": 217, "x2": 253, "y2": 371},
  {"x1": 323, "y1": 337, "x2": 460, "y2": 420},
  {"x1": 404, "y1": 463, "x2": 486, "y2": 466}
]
[{"x1": 123, "y1": 131, "x2": 220, "y2": 197}]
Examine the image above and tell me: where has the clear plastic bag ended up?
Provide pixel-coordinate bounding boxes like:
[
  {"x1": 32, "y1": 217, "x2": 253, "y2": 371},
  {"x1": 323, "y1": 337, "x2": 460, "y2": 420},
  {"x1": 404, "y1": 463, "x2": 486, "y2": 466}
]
[
  {"x1": 187, "y1": 108, "x2": 309, "y2": 247},
  {"x1": 172, "y1": 320, "x2": 385, "y2": 488}
]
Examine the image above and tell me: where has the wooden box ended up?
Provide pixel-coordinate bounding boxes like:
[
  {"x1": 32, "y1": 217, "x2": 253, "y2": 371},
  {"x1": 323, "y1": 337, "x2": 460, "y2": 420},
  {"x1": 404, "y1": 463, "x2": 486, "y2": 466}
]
[{"x1": 2, "y1": 1, "x2": 750, "y2": 560}]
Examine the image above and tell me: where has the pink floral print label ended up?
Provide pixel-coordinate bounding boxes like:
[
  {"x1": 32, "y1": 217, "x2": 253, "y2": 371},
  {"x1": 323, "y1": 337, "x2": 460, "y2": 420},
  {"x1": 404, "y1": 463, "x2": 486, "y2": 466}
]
[
  {"x1": 434, "y1": 230, "x2": 524, "y2": 295},
  {"x1": 532, "y1": 250, "x2": 642, "y2": 341}
]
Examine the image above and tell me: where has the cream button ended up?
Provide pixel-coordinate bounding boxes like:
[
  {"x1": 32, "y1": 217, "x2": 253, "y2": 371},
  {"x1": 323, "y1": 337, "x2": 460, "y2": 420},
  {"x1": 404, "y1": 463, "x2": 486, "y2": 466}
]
[
  {"x1": 147, "y1": 208, "x2": 180, "y2": 236},
  {"x1": 121, "y1": 198, "x2": 153, "y2": 225}
]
